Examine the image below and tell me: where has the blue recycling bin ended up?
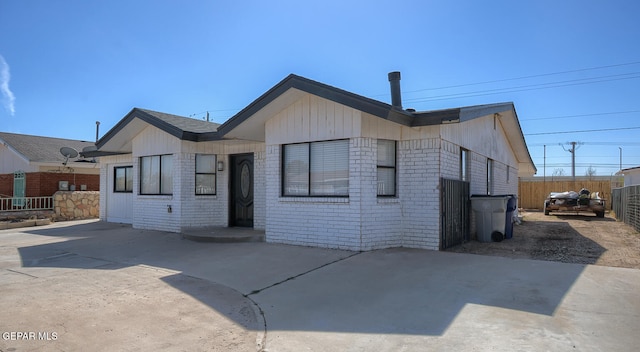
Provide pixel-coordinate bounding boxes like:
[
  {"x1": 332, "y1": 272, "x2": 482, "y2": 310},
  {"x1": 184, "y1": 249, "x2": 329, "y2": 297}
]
[{"x1": 505, "y1": 195, "x2": 517, "y2": 239}]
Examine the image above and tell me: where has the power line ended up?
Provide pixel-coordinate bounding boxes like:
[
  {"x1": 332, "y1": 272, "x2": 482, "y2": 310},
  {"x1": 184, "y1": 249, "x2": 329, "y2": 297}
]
[
  {"x1": 189, "y1": 61, "x2": 640, "y2": 117},
  {"x1": 528, "y1": 141, "x2": 640, "y2": 146},
  {"x1": 402, "y1": 60, "x2": 640, "y2": 94},
  {"x1": 526, "y1": 126, "x2": 640, "y2": 136},
  {"x1": 404, "y1": 72, "x2": 640, "y2": 103},
  {"x1": 521, "y1": 110, "x2": 640, "y2": 121}
]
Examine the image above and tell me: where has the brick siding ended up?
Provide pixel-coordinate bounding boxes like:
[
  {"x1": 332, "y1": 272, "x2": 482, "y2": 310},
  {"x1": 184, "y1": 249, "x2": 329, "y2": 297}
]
[{"x1": 0, "y1": 172, "x2": 99, "y2": 197}]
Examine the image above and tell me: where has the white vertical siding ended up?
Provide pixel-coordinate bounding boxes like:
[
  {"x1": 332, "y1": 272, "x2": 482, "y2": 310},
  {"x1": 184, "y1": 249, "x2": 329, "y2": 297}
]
[
  {"x1": 100, "y1": 154, "x2": 134, "y2": 224},
  {"x1": 441, "y1": 114, "x2": 518, "y2": 170},
  {"x1": 265, "y1": 94, "x2": 363, "y2": 145},
  {"x1": 0, "y1": 144, "x2": 35, "y2": 173}
]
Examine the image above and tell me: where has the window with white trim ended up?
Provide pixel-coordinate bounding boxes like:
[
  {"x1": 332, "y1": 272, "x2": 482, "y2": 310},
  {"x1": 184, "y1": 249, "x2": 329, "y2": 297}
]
[
  {"x1": 377, "y1": 140, "x2": 396, "y2": 196},
  {"x1": 140, "y1": 154, "x2": 173, "y2": 195},
  {"x1": 195, "y1": 154, "x2": 216, "y2": 195},
  {"x1": 487, "y1": 158, "x2": 494, "y2": 195},
  {"x1": 282, "y1": 140, "x2": 349, "y2": 197},
  {"x1": 114, "y1": 166, "x2": 133, "y2": 192},
  {"x1": 460, "y1": 148, "x2": 469, "y2": 182}
]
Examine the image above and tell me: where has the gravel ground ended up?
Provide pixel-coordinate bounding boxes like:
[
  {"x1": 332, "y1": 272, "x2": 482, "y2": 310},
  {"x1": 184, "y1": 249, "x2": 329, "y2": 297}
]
[{"x1": 447, "y1": 210, "x2": 640, "y2": 269}]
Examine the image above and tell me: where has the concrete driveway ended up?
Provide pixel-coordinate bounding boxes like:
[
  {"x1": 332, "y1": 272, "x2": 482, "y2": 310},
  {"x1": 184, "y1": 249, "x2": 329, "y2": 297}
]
[{"x1": 1, "y1": 220, "x2": 638, "y2": 351}]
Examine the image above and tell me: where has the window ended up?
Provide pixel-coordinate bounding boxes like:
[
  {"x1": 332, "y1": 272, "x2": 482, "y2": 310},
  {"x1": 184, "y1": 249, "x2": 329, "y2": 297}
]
[
  {"x1": 140, "y1": 154, "x2": 173, "y2": 195},
  {"x1": 282, "y1": 140, "x2": 349, "y2": 196},
  {"x1": 114, "y1": 166, "x2": 133, "y2": 192},
  {"x1": 460, "y1": 148, "x2": 469, "y2": 182},
  {"x1": 377, "y1": 140, "x2": 396, "y2": 196},
  {"x1": 195, "y1": 154, "x2": 216, "y2": 195},
  {"x1": 487, "y1": 158, "x2": 494, "y2": 195}
]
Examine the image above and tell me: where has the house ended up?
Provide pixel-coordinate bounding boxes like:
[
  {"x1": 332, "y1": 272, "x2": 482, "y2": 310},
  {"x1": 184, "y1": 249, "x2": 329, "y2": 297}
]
[
  {"x1": 90, "y1": 72, "x2": 536, "y2": 251},
  {"x1": 0, "y1": 132, "x2": 100, "y2": 198},
  {"x1": 620, "y1": 166, "x2": 640, "y2": 186}
]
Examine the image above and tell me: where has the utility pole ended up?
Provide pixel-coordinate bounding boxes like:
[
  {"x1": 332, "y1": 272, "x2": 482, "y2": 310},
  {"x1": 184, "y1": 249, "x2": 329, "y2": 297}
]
[
  {"x1": 543, "y1": 145, "x2": 546, "y2": 181},
  {"x1": 570, "y1": 141, "x2": 576, "y2": 180},
  {"x1": 560, "y1": 141, "x2": 581, "y2": 181},
  {"x1": 619, "y1": 147, "x2": 622, "y2": 171}
]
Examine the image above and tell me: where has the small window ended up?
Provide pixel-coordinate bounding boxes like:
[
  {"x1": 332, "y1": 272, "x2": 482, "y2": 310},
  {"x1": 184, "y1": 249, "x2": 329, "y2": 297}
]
[
  {"x1": 377, "y1": 140, "x2": 396, "y2": 196},
  {"x1": 282, "y1": 140, "x2": 349, "y2": 197},
  {"x1": 487, "y1": 158, "x2": 494, "y2": 195},
  {"x1": 195, "y1": 154, "x2": 216, "y2": 195},
  {"x1": 114, "y1": 166, "x2": 133, "y2": 192},
  {"x1": 460, "y1": 148, "x2": 469, "y2": 182},
  {"x1": 140, "y1": 154, "x2": 173, "y2": 195}
]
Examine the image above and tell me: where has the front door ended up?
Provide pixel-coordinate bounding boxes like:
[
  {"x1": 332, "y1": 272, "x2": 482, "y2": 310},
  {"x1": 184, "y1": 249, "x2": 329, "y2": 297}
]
[{"x1": 229, "y1": 154, "x2": 254, "y2": 227}]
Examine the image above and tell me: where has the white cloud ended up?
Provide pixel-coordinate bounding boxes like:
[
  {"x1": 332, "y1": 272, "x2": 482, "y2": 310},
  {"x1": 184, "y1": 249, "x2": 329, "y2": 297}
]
[{"x1": 0, "y1": 54, "x2": 16, "y2": 116}]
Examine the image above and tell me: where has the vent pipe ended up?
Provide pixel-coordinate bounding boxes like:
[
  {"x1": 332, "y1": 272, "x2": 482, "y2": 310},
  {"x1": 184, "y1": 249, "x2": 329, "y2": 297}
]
[
  {"x1": 95, "y1": 121, "x2": 100, "y2": 142},
  {"x1": 388, "y1": 71, "x2": 402, "y2": 109}
]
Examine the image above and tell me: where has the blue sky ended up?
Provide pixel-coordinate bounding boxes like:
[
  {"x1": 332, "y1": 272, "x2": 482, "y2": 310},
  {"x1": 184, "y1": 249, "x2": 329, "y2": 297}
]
[{"x1": 1, "y1": 0, "x2": 638, "y2": 177}]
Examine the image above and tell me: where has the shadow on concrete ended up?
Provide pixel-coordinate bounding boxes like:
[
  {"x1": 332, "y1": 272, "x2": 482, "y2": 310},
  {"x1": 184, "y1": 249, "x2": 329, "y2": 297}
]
[
  {"x1": 159, "y1": 273, "x2": 260, "y2": 331},
  {"x1": 248, "y1": 249, "x2": 587, "y2": 336},
  {"x1": 13, "y1": 221, "x2": 589, "y2": 337},
  {"x1": 552, "y1": 213, "x2": 616, "y2": 222}
]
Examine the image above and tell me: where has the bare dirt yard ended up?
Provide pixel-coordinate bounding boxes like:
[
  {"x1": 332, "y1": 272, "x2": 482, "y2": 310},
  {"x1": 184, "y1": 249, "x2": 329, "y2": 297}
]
[{"x1": 448, "y1": 210, "x2": 640, "y2": 269}]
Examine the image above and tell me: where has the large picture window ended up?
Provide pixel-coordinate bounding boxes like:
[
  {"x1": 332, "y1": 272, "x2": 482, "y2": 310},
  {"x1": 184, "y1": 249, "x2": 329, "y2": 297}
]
[
  {"x1": 283, "y1": 140, "x2": 349, "y2": 197},
  {"x1": 195, "y1": 154, "x2": 216, "y2": 195},
  {"x1": 114, "y1": 166, "x2": 133, "y2": 192},
  {"x1": 377, "y1": 140, "x2": 396, "y2": 196},
  {"x1": 140, "y1": 154, "x2": 173, "y2": 195}
]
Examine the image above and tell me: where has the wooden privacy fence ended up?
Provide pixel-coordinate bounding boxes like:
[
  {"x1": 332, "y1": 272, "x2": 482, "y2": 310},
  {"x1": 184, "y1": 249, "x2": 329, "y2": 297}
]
[{"x1": 518, "y1": 179, "x2": 612, "y2": 210}]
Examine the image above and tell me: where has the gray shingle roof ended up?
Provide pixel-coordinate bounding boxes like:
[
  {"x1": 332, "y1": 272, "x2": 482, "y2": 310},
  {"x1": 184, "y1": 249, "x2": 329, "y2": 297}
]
[
  {"x1": 138, "y1": 109, "x2": 219, "y2": 134},
  {"x1": 0, "y1": 132, "x2": 96, "y2": 163}
]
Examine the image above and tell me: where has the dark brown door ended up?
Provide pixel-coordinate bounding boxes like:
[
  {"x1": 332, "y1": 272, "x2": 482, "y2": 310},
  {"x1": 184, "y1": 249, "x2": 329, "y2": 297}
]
[{"x1": 229, "y1": 154, "x2": 254, "y2": 227}]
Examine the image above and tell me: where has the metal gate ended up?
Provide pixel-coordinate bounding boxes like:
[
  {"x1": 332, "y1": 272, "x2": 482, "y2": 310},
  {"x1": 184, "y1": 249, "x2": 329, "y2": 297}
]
[{"x1": 440, "y1": 178, "x2": 470, "y2": 250}]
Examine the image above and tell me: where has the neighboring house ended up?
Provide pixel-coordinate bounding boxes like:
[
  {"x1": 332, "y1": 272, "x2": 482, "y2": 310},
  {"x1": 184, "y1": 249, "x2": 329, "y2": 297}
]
[
  {"x1": 620, "y1": 166, "x2": 640, "y2": 186},
  {"x1": 90, "y1": 72, "x2": 536, "y2": 251},
  {"x1": 0, "y1": 132, "x2": 100, "y2": 198}
]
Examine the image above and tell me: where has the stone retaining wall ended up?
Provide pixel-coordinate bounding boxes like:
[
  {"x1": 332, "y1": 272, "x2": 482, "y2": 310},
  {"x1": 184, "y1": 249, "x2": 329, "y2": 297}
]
[{"x1": 54, "y1": 191, "x2": 99, "y2": 220}]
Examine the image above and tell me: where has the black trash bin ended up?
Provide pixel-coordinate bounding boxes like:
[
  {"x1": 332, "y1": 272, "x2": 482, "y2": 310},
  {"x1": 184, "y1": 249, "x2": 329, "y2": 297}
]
[{"x1": 505, "y1": 195, "x2": 518, "y2": 239}]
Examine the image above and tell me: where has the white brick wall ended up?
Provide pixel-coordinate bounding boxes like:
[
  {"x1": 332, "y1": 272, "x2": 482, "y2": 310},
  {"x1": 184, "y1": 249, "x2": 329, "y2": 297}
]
[
  {"x1": 132, "y1": 155, "x2": 180, "y2": 233},
  {"x1": 253, "y1": 150, "x2": 266, "y2": 230},
  {"x1": 177, "y1": 152, "x2": 228, "y2": 229},
  {"x1": 99, "y1": 108, "x2": 523, "y2": 251},
  {"x1": 357, "y1": 138, "x2": 402, "y2": 250},
  {"x1": 396, "y1": 138, "x2": 441, "y2": 250},
  {"x1": 99, "y1": 160, "x2": 108, "y2": 221},
  {"x1": 266, "y1": 141, "x2": 362, "y2": 250}
]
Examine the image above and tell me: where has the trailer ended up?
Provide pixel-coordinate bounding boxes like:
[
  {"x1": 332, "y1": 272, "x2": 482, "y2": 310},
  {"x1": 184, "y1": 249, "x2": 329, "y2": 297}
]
[{"x1": 543, "y1": 189, "x2": 606, "y2": 218}]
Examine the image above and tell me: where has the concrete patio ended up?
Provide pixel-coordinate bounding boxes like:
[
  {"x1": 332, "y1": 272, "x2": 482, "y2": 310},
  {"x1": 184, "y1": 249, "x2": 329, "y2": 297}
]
[{"x1": 1, "y1": 219, "x2": 638, "y2": 351}]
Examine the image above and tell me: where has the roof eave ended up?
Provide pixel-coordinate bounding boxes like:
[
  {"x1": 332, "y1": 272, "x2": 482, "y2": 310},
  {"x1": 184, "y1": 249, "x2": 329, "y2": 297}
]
[
  {"x1": 217, "y1": 74, "x2": 415, "y2": 138},
  {"x1": 0, "y1": 136, "x2": 31, "y2": 163}
]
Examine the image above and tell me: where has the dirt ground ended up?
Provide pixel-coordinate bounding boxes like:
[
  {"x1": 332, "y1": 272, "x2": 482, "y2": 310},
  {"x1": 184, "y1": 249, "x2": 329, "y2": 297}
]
[{"x1": 447, "y1": 210, "x2": 640, "y2": 269}]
